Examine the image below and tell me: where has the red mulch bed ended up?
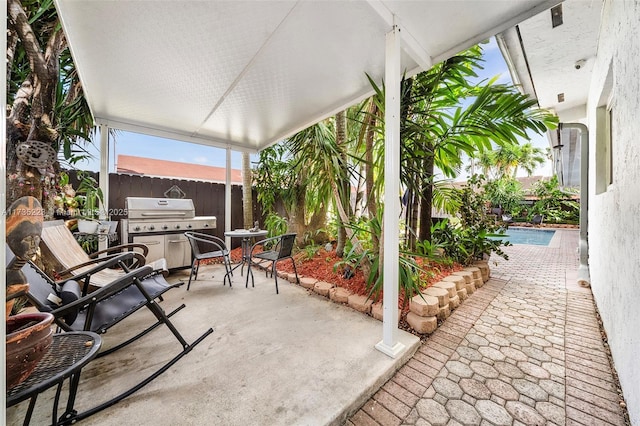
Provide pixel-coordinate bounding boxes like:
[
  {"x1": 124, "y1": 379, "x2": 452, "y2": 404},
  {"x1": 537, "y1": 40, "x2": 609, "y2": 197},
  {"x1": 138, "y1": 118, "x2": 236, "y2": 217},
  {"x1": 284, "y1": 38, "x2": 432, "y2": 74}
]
[{"x1": 276, "y1": 248, "x2": 463, "y2": 311}]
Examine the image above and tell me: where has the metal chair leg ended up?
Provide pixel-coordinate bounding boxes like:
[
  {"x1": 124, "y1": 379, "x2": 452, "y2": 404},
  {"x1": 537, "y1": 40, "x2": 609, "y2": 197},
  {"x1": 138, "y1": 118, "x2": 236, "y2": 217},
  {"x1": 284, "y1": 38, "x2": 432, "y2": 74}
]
[{"x1": 187, "y1": 259, "x2": 198, "y2": 291}]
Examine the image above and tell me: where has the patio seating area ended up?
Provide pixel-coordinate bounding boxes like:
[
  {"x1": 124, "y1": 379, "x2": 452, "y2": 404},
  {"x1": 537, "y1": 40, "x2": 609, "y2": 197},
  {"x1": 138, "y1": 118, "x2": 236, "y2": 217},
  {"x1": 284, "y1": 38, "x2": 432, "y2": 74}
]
[
  {"x1": 6, "y1": 228, "x2": 631, "y2": 425},
  {"x1": 6, "y1": 262, "x2": 419, "y2": 425}
]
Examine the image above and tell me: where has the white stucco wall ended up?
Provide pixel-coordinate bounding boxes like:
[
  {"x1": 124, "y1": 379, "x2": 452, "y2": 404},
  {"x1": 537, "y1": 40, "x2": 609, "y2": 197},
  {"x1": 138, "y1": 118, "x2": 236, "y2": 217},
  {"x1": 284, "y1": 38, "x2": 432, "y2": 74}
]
[{"x1": 586, "y1": 1, "x2": 640, "y2": 423}]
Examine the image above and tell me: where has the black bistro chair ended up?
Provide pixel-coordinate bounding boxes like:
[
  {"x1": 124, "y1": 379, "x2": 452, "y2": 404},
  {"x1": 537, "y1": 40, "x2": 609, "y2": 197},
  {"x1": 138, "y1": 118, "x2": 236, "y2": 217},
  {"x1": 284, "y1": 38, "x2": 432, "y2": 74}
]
[
  {"x1": 245, "y1": 233, "x2": 299, "y2": 294},
  {"x1": 184, "y1": 231, "x2": 232, "y2": 290}
]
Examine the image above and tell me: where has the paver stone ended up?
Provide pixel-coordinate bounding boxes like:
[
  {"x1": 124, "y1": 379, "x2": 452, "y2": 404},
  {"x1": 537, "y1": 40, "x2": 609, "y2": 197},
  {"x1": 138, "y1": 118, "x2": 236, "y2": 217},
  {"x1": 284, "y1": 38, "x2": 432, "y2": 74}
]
[
  {"x1": 432, "y1": 377, "x2": 464, "y2": 399},
  {"x1": 446, "y1": 400, "x2": 481, "y2": 425},
  {"x1": 424, "y1": 287, "x2": 449, "y2": 307},
  {"x1": 416, "y1": 399, "x2": 449, "y2": 426},
  {"x1": 475, "y1": 400, "x2": 513, "y2": 425},
  {"x1": 433, "y1": 281, "x2": 457, "y2": 298},
  {"x1": 299, "y1": 276, "x2": 317, "y2": 289},
  {"x1": 459, "y1": 378, "x2": 491, "y2": 400},
  {"x1": 410, "y1": 294, "x2": 439, "y2": 317},
  {"x1": 505, "y1": 401, "x2": 546, "y2": 425},
  {"x1": 442, "y1": 275, "x2": 467, "y2": 290},
  {"x1": 347, "y1": 294, "x2": 373, "y2": 313},
  {"x1": 329, "y1": 286, "x2": 352, "y2": 303},
  {"x1": 313, "y1": 281, "x2": 333, "y2": 297},
  {"x1": 406, "y1": 312, "x2": 437, "y2": 334}
]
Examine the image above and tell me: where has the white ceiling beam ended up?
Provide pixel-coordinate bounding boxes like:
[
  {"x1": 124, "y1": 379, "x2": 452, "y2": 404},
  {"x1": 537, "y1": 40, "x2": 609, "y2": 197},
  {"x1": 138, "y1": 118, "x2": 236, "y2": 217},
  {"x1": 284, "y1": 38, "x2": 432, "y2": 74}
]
[
  {"x1": 193, "y1": 2, "x2": 299, "y2": 139},
  {"x1": 95, "y1": 118, "x2": 259, "y2": 154},
  {"x1": 366, "y1": 0, "x2": 432, "y2": 71}
]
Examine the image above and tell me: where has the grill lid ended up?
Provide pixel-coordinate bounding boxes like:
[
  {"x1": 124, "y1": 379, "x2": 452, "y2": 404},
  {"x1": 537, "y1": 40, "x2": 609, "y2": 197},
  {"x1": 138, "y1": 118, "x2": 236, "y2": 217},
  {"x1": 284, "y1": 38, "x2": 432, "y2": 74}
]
[{"x1": 125, "y1": 197, "x2": 195, "y2": 220}]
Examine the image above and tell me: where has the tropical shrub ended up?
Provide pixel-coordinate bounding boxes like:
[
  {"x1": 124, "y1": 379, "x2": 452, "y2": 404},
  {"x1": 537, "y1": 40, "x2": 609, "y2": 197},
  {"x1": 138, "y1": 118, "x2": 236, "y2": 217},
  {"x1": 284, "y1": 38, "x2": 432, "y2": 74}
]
[
  {"x1": 484, "y1": 177, "x2": 524, "y2": 216},
  {"x1": 530, "y1": 176, "x2": 579, "y2": 224},
  {"x1": 432, "y1": 175, "x2": 510, "y2": 264},
  {"x1": 264, "y1": 212, "x2": 288, "y2": 238}
]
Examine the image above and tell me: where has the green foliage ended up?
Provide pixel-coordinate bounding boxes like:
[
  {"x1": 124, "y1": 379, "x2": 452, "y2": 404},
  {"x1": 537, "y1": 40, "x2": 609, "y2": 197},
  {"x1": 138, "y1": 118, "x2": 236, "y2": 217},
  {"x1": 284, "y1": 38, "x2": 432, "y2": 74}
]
[
  {"x1": 264, "y1": 212, "x2": 288, "y2": 238},
  {"x1": 301, "y1": 243, "x2": 321, "y2": 261},
  {"x1": 432, "y1": 219, "x2": 510, "y2": 265},
  {"x1": 432, "y1": 175, "x2": 510, "y2": 264},
  {"x1": 531, "y1": 176, "x2": 579, "y2": 223},
  {"x1": 484, "y1": 177, "x2": 524, "y2": 216},
  {"x1": 253, "y1": 145, "x2": 295, "y2": 214},
  {"x1": 74, "y1": 171, "x2": 104, "y2": 219}
]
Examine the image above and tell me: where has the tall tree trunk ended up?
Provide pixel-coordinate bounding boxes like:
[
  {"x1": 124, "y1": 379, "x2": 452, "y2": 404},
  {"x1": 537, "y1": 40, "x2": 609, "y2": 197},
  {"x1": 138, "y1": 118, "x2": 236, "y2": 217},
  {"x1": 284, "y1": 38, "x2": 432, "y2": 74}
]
[
  {"x1": 408, "y1": 189, "x2": 419, "y2": 250},
  {"x1": 241, "y1": 152, "x2": 254, "y2": 228},
  {"x1": 335, "y1": 110, "x2": 348, "y2": 257},
  {"x1": 7, "y1": 0, "x2": 66, "y2": 214},
  {"x1": 418, "y1": 152, "x2": 435, "y2": 243},
  {"x1": 364, "y1": 102, "x2": 379, "y2": 256}
]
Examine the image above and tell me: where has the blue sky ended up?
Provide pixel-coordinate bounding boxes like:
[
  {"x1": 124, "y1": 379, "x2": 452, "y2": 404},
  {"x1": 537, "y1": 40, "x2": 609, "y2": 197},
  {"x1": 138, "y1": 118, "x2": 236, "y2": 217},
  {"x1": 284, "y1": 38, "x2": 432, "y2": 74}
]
[{"x1": 77, "y1": 37, "x2": 551, "y2": 177}]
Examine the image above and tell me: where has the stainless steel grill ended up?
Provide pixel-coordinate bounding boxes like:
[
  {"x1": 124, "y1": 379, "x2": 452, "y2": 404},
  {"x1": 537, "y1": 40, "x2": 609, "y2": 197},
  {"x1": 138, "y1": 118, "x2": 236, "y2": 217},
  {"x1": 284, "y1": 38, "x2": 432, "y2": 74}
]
[{"x1": 120, "y1": 197, "x2": 216, "y2": 269}]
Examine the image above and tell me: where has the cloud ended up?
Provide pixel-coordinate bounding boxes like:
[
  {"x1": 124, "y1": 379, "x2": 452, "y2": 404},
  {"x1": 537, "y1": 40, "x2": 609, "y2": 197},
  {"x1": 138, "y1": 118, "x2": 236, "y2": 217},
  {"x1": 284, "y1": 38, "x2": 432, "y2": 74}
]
[{"x1": 193, "y1": 156, "x2": 208, "y2": 164}]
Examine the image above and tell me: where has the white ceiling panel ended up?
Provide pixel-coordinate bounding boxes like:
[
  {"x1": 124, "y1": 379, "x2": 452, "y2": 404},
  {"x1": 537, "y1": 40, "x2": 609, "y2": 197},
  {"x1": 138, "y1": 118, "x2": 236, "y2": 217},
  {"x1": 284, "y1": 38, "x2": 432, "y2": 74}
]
[{"x1": 56, "y1": 0, "x2": 559, "y2": 152}]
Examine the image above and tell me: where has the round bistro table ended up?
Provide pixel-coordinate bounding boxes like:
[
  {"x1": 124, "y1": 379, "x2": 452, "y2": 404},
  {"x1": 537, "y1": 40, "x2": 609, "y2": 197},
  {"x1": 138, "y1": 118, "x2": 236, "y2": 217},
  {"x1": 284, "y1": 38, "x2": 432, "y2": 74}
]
[{"x1": 224, "y1": 229, "x2": 268, "y2": 277}]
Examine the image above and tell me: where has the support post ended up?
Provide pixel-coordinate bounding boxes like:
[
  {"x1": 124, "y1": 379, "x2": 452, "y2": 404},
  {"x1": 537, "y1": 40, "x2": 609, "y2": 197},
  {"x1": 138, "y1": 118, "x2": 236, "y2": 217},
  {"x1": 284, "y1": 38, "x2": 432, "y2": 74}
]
[
  {"x1": 98, "y1": 124, "x2": 109, "y2": 251},
  {"x1": 375, "y1": 22, "x2": 405, "y2": 358},
  {"x1": 225, "y1": 147, "x2": 232, "y2": 249}
]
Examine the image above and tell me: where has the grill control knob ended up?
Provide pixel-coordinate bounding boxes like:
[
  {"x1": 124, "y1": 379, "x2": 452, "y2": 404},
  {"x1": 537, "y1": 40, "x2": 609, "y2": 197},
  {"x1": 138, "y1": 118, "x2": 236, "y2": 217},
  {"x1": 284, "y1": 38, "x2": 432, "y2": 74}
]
[
  {"x1": 204, "y1": 223, "x2": 209, "y2": 227},
  {"x1": 149, "y1": 225, "x2": 155, "y2": 231},
  {"x1": 175, "y1": 225, "x2": 180, "y2": 229},
  {"x1": 187, "y1": 224, "x2": 192, "y2": 229},
  {"x1": 162, "y1": 225, "x2": 168, "y2": 230},
  {"x1": 134, "y1": 226, "x2": 141, "y2": 231}
]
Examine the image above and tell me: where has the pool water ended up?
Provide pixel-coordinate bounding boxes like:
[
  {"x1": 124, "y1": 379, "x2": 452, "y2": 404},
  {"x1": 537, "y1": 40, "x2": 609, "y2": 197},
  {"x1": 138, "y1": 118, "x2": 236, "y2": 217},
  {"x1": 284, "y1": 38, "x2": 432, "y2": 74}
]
[{"x1": 490, "y1": 227, "x2": 556, "y2": 246}]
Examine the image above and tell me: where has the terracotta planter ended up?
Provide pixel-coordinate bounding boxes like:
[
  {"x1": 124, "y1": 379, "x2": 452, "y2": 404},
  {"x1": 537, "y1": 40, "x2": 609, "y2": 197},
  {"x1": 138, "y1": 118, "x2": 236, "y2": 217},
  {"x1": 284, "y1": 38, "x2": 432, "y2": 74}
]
[{"x1": 6, "y1": 312, "x2": 55, "y2": 389}]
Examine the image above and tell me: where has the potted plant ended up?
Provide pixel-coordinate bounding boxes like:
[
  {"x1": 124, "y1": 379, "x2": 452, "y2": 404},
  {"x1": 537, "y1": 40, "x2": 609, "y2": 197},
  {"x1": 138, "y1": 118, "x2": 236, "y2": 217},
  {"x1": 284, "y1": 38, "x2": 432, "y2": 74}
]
[{"x1": 74, "y1": 171, "x2": 104, "y2": 234}]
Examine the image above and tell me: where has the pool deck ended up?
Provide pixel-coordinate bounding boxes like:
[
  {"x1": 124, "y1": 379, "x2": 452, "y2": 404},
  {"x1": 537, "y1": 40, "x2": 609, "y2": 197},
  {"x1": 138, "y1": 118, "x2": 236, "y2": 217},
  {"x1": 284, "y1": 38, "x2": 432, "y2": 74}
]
[{"x1": 348, "y1": 228, "x2": 630, "y2": 425}]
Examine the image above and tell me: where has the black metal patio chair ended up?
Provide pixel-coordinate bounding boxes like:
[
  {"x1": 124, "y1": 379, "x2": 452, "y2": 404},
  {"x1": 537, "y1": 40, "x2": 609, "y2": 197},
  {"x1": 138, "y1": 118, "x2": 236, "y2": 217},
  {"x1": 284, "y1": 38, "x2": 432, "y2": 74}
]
[
  {"x1": 184, "y1": 231, "x2": 232, "y2": 290},
  {"x1": 6, "y1": 247, "x2": 213, "y2": 424},
  {"x1": 245, "y1": 233, "x2": 299, "y2": 294}
]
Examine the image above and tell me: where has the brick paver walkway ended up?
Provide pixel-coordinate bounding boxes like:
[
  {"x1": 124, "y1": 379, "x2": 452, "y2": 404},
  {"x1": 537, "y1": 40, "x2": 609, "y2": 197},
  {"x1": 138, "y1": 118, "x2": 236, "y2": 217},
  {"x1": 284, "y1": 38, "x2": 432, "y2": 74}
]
[{"x1": 348, "y1": 229, "x2": 629, "y2": 426}]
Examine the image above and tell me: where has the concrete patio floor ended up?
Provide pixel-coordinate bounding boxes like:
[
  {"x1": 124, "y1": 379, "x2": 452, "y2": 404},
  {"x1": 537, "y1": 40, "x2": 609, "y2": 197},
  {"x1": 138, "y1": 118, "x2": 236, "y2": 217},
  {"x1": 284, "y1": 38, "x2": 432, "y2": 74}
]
[
  {"x1": 7, "y1": 228, "x2": 631, "y2": 425},
  {"x1": 348, "y1": 228, "x2": 630, "y2": 425},
  {"x1": 6, "y1": 262, "x2": 419, "y2": 426}
]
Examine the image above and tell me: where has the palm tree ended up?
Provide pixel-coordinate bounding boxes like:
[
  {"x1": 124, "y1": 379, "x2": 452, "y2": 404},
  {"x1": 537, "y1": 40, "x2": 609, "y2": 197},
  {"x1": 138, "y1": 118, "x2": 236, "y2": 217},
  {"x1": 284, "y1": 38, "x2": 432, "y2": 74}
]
[
  {"x1": 370, "y1": 46, "x2": 557, "y2": 245},
  {"x1": 512, "y1": 142, "x2": 547, "y2": 177},
  {"x1": 241, "y1": 152, "x2": 253, "y2": 228},
  {"x1": 471, "y1": 141, "x2": 548, "y2": 179},
  {"x1": 7, "y1": 0, "x2": 96, "y2": 214}
]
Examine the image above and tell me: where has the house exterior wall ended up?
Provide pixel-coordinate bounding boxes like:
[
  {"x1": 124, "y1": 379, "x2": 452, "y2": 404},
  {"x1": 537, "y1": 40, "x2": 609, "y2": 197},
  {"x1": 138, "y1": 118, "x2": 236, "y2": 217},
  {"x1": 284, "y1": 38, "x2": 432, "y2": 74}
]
[{"x1": 587, "y1": 1, "x2": 640, "y2": 423}]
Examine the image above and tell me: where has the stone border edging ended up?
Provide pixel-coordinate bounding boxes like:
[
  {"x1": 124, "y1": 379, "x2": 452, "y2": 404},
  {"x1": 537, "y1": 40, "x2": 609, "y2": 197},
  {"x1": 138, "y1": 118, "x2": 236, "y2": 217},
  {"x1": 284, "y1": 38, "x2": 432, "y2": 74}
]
[{"x1": 272, "y1": 260, "x2": 491, "y2": 335}]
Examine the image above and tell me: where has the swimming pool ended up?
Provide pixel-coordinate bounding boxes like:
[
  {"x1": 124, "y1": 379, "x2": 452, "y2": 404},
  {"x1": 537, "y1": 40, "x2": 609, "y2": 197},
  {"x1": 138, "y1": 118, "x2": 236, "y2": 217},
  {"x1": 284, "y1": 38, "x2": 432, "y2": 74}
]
[{"x1": 490, "y1": 227, "x2": 556, "y2": 246}]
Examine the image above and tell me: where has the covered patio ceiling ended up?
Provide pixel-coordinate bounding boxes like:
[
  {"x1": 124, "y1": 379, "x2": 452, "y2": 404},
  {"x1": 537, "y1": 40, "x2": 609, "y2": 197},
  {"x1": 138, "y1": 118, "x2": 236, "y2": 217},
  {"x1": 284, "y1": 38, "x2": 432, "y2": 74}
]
[
  {"x1": 54, "y1": 0, "x2": 563, "y2": 358},
  {"x1": 56, "y1": 0, "x2": 560, "y2": 153}
]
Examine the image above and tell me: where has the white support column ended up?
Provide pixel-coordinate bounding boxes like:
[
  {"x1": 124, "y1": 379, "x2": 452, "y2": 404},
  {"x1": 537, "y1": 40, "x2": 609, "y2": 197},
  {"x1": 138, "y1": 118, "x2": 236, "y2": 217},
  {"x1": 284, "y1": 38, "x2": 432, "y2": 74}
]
[
  {"x1": 225, "y1": 147, "x2": 232, "y2": 249},
  {"x1": 375, "y1": 22, "x2": 405, "y2": 358},
  {"x1": 98, "y1": 124, "x2": 109, "y2": 251}
]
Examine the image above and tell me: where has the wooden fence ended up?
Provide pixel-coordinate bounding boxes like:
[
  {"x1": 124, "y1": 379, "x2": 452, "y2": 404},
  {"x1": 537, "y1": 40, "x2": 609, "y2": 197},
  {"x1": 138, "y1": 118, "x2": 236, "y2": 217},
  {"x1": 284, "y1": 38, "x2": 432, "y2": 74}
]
[{"x1": 67, "y1": 170, "x2": 262, "y2": 247}]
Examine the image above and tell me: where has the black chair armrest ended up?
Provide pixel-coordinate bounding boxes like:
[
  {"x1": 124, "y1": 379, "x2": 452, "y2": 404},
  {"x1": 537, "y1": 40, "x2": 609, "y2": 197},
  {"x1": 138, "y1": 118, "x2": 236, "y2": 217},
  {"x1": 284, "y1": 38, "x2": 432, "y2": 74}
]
[{"x1": 185, "y1": 232, "x2": 228, "y2": 252}]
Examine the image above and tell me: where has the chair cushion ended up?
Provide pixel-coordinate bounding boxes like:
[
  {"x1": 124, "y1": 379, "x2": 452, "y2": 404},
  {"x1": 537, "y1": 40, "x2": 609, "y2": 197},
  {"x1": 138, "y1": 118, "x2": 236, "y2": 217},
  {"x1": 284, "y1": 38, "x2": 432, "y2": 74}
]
[{"x1": 47, "y1": 280, "x2": 82, "y2": 326}]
